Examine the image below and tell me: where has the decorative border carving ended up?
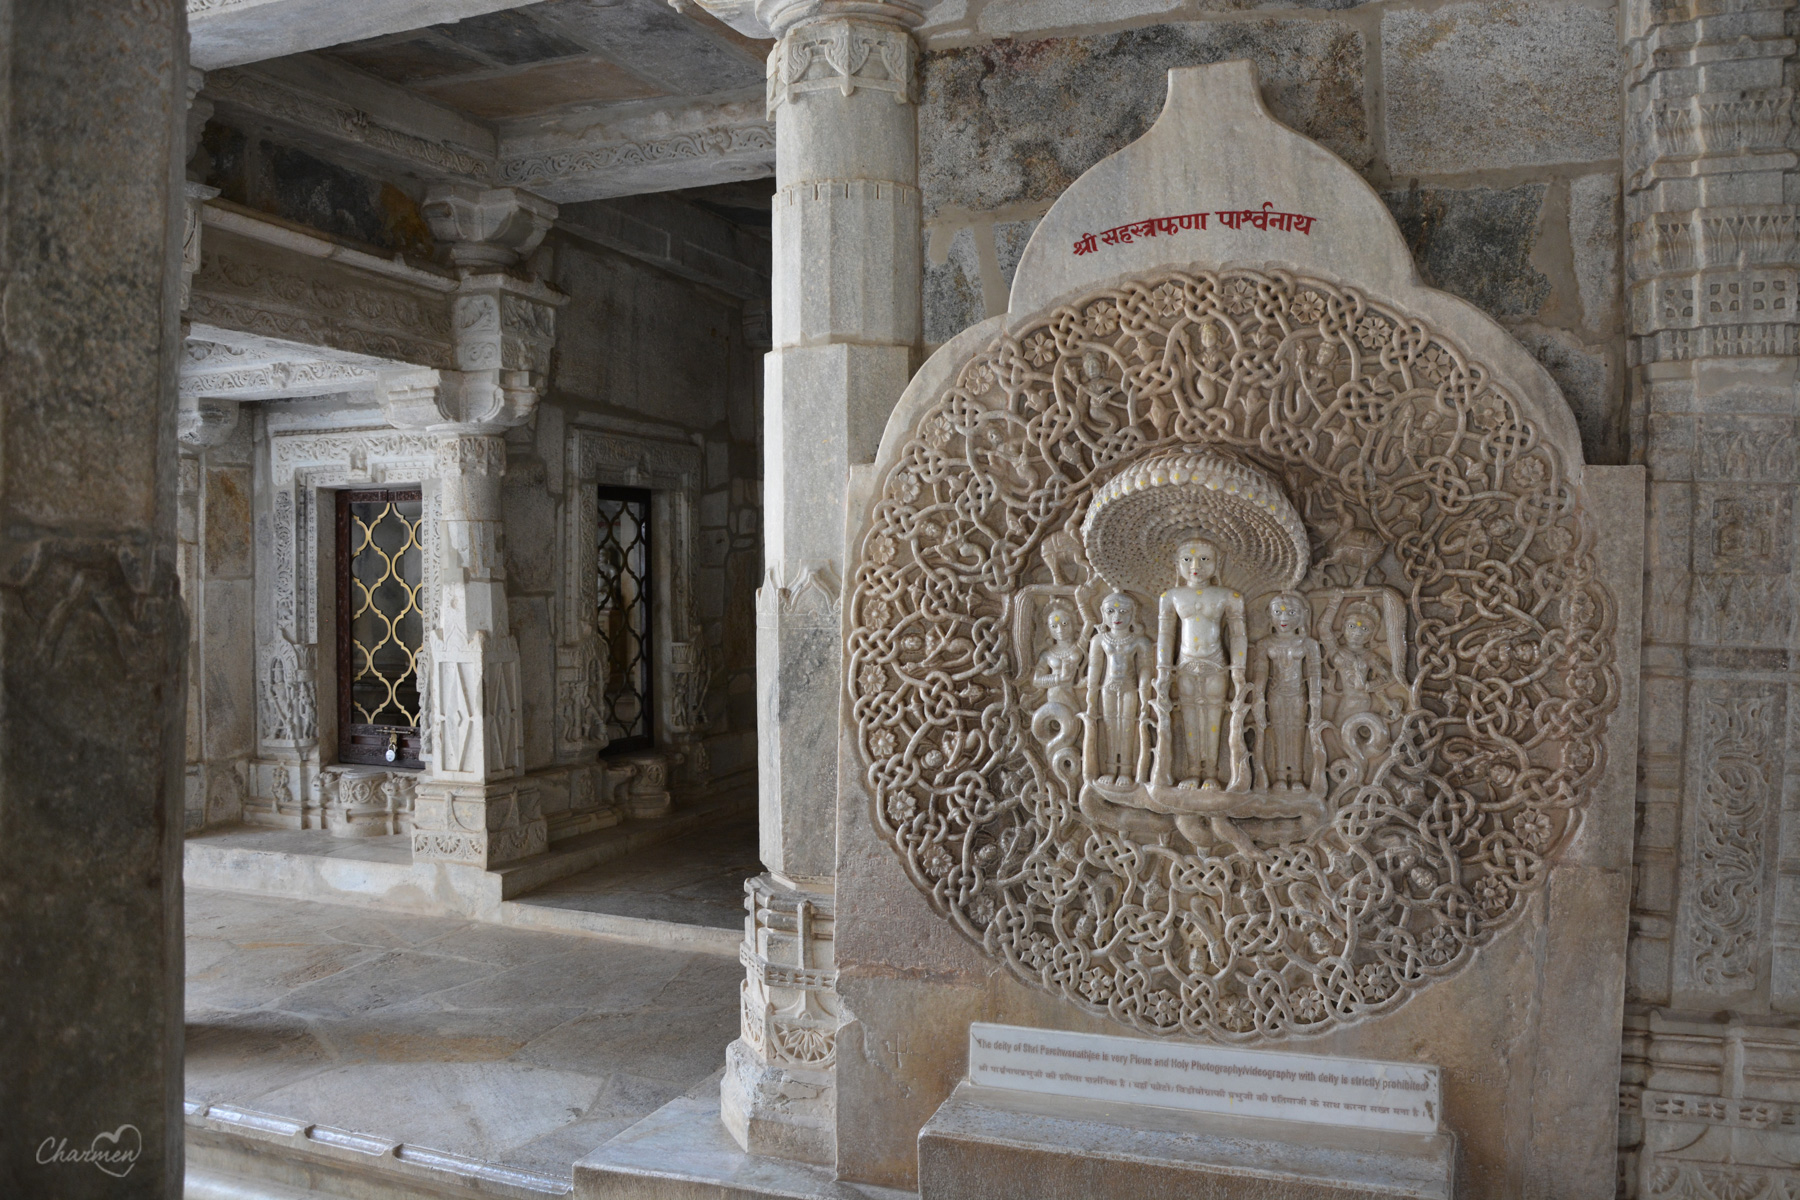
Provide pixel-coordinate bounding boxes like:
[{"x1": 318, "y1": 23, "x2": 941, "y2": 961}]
[{"x1": 560, "y1": 425, "x2": 706, "y2": 761}]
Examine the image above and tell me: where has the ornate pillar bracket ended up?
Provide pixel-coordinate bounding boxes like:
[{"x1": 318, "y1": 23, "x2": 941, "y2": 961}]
[
  {"x1": 726, "y1": 0, "x2": 924, "y2": 1168},
  {"x1": 422, "y1": 184, "x2": 558, "y2": 271}
]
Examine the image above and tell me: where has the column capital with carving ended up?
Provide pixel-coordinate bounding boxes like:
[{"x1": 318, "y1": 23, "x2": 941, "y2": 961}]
[
  {"x1": 422, "y1": 183, "x2": 559, "y2": 271},
  {"x1": 765, "y1": 14, "x2": 919, "y2": 116}
]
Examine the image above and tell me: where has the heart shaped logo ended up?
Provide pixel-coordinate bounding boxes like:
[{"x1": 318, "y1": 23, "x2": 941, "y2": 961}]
[{"x1": 89, "y1": 1124, "x2": 141, "y2": 1178}]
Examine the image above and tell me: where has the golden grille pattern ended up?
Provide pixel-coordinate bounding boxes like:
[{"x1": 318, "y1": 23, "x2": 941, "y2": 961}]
[{"x1": 338, "y1": 488, "x2": 423, "y2": 768}]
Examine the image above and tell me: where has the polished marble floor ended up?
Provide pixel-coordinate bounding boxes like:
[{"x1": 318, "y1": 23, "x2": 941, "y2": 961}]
[
  {"x1": 184, "y1": 887, "x2": 743, "y2": 1181},
  {"x1": 511, "y1": 809, "x2": 762, "y2": 931}
]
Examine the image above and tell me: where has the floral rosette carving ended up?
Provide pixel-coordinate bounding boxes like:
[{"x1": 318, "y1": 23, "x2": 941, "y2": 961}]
[{"x1": 847, "y1": 268, "x2": 1618, "y2": 1040}]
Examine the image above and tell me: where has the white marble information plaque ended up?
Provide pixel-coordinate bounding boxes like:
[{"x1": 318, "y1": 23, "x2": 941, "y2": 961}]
[{"x1": 967, "y1": 1022, "x2": 1440, "y2": 1134}]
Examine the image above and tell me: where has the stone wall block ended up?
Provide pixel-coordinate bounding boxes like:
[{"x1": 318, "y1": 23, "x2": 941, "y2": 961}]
[
  {"x1": 920, "y1": 22, "x2": 1368, "y2": 218},
  {"x1": 924, "y1": 225, "x2": 985, "y2": 346},
  {"x1": 1383, "y1": 0, "x2": 1622, "y2": 176}
]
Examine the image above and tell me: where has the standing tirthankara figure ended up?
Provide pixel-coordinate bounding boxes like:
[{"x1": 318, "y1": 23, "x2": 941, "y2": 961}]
[
  {"x1": 1154, "y1": 540, "x2": 1246, "y2": 787},
  {"x1": 1083, "y1": 593, "x2": 1153, "y2": 785}
]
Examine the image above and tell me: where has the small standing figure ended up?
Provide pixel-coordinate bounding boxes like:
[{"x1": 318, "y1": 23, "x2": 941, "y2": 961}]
[
  {"x1": 1031, "y1": 602, "x2": 1084, "y2": 711},
  {"x1": 1249, "y1": 592, "x2": 1322, "y2": 788},
  {"x1": 1324, "y1": 600, "x2": 1402, "y2": 724},
  {"x1": 1085, "y1": 593, "x2": 1154, "y2": 785},
  {"x1": 1156, "y1": 540, "x2": 1247, "y2": 786}
]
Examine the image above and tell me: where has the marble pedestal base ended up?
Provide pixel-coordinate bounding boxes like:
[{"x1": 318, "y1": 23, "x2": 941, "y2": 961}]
[
  {"x1": 918, "y1": 1083, "x2": 1456, "y2": 1200},
  {"x1": 719, "y1": 1036, "x2": 835, "y2": 1167}
]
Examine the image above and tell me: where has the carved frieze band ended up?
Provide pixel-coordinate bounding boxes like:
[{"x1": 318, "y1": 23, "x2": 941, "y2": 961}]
[
  {"x1": 189, "y1": 237, "x2": 456, "y2": 372},
  {"x1": 204, "y1": 69, "x2": 494, "y2": 182},
  {"x1": 498, "y1": 124, "x2": 775, "y2": 190}
]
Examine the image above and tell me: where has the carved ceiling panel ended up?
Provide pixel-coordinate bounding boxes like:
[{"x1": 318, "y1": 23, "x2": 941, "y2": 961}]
[{"x1": 848, "y1": 266, "x2": 1619, "y2": 1040}]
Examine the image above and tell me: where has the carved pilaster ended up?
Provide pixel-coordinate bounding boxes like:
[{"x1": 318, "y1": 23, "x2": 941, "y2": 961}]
[
  {"x1": 411, "y1": 433, "x2": 544, "y2": 868},
  {"x1": 1624, "y1": 0, "x2": 1800, "y2": 1188},
  {"x1": 426, "y1": 436, "x2": 514, "y2": 777}
]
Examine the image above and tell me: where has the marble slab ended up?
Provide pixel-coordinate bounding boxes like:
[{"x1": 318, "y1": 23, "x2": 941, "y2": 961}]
[{"x1": 967, "y1": 1022, "x2": 1440, "y2": 1134}]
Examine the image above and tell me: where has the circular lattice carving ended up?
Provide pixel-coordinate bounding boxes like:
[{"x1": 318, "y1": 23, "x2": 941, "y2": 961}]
[
  {"x1": 1082, "y1": 447, "x2": 1309, "y2": 599},
  {"x1": 848, "y1": 267, "x2": 1617, "y2": 1040}
]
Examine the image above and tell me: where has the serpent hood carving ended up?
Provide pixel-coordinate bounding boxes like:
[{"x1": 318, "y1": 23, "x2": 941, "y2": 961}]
[{"x1": 847, "y1": 266, "x2": 1617, "y2": 1040}]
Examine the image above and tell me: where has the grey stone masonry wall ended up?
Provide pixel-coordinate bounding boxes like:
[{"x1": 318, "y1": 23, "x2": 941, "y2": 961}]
[
  {"x1": 543, "y1": 214, "x2": 766, "y2": 782},
  {"x1": 1618, "y1": 0, "x2": 1800, "y2": 1192},
  {"x1": 917, "y1": 0, "x2": 1629, "y2": 465},
  {"x1": 0, "y1": 0, "x2": 190, "y2": 1195}
]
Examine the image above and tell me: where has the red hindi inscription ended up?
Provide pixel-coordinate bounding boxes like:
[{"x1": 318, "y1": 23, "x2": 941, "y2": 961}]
[{"x1": 1073, "y1": 201, "x2": 1317, "y2": 256}]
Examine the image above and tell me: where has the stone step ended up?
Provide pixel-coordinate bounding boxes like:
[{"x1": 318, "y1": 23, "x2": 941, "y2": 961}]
[
  {"x1": 185, "y1": 1100, "x2": 572, "y2": 1200},
  {"x1": 575, "y1": 1073, "x2": 915, "y2": 1200},
  {"x1": 916, "y1": 1083, "x2": 1456, "y2": 1200}
]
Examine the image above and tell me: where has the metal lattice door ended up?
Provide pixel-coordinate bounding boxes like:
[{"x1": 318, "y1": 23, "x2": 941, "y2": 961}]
[
  {"x1": 337, "y1": 487, "x2": 424, "y2": 768},
  {"x1": 597, "y1": 486, "x2": 653, "y2": 752}
]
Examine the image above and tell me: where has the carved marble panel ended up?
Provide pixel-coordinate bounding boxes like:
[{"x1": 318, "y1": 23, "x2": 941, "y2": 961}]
[{"x1": 848, "y1": 267, "x2": 1620, "y2": 1040}]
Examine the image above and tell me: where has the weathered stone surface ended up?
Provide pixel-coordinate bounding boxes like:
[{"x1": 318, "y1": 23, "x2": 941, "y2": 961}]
[
  {"x1": 993, "y1": 217, "x2": 1038, "y2": 294},
  {"x1": 976, "y1": 0, "x2": 1186, "y2": 36},
  {"x1": 1511, "y1": 323, "x2": 1624, "y2": 466},
  {"x1": 924, "y1": 225, "x2": 986, "y2": 345},
  {"x1": 0, "y1": 1, "x2": 188, "y2": 1196},
  {"x1": 920, "y1": 22, "x2": 1369, "y2": 217},
  {"x1": 1569, "y1": 172, "x2": 1622, "y2": 334},
  {"x1": 200, "y1": 122, "x2": 436, "y2": 258},
  {"x1": 1384, "y1": 183, "x2": 1550, "y2": 319},
  {"x1": 1383, "y1": 0, "x2": 1621, "y2": 175}
]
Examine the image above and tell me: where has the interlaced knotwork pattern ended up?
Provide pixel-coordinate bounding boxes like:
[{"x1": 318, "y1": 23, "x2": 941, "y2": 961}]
[{"x1": 847, "y1": 267, "x2": 1618, "y2": 1040}]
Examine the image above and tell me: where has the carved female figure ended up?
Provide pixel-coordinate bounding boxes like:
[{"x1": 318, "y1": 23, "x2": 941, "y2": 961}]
[
  {"x1": 1085, "y1": 593, "x2": 1154, "y2": 785},
  {"x1": 1324, "y1": 600, "x2": 1399, "y2": 724},
  {"x1": 1250, "y1": 592, "x2": 1322, "y2": 787},
  {"x1": 1155, "y1": 540, "x2": 1247, "y2": 786},
  {"x1": 1031, "y1": 602, "x2": 1084, "y2": 710}
]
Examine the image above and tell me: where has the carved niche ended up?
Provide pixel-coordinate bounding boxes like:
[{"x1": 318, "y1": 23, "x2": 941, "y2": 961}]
[{"x1": 848, "y1": 268, "x2": 1621, "y2": 1039}]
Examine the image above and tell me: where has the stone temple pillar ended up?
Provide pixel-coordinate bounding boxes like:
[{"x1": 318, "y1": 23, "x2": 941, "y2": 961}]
[
  {"x1": 404, "y1": 187, "x2": 563, "y2": 871},
  {"x1": 0, "y1": 0, "x2": 188, "y2": 1193},
  {"x1": 723, "y1": 0, "x2": 924, "y2": 1166},
  {"x1": 411, "y1": 431, "x2": 545, "y2": 867},
  {"x1": 1619, "y1": 0, "x2": 1800, "y2": 1191}
]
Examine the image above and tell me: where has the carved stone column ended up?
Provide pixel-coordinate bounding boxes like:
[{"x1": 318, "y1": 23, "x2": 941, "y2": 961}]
[
  {"x1": 0, "y1": 0, "x2": 187, "y2": 1190},
  {"x1": 405, "y1": 191, "x2": 564, "y2": 869},
  {"x1": 723, "y1": 0, "x2": 924, "y2": 1166},
  {"x1": 411, "y1": 432, "x2": 544, "y2": 867},
  {"x1": 1622, "y1": 0, "x2": 1800, "y2": 1191}
]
